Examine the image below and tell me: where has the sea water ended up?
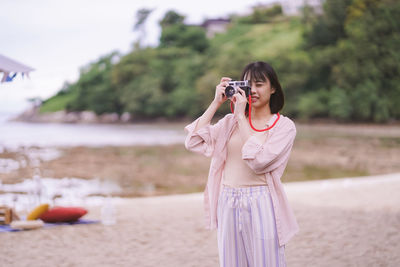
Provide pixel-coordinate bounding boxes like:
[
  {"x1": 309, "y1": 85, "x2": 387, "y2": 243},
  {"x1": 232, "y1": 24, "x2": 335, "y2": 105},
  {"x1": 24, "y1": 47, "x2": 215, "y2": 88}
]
[{"x1": 0, "y1": 114, "x2": 186, "y2": 148}]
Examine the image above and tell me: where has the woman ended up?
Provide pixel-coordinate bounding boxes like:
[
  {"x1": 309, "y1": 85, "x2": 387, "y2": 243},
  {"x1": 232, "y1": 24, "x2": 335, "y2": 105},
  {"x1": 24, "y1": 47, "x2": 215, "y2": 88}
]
[{"x1": 184, "y1": 61, "x2": 298, "y2": 267}]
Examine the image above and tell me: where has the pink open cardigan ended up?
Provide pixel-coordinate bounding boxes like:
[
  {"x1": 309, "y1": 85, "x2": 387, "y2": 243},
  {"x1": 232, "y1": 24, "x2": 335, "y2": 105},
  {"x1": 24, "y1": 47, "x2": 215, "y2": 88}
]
[{"x1": 184, "y1": 112, "x2": 299, "y2": 246}]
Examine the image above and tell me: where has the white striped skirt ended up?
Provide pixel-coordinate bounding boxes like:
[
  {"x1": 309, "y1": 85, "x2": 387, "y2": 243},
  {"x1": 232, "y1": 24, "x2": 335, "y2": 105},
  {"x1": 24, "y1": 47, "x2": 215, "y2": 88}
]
[{"x1": 217, "y1": 185, "x2": 286, "y2": 267}]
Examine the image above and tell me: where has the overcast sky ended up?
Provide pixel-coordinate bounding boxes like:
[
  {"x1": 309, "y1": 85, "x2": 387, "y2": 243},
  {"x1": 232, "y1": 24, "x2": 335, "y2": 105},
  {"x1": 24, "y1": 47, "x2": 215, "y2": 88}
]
[{"x1": 0, "y1": 0, "x2": 274, "y2": 114}]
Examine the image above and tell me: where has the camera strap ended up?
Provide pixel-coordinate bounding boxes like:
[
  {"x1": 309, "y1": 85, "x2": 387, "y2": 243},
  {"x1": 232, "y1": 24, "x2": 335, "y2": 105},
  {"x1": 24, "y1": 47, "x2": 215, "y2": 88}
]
[{"x1": 230, "y1": 96, "x2": 280, "y2": 132}]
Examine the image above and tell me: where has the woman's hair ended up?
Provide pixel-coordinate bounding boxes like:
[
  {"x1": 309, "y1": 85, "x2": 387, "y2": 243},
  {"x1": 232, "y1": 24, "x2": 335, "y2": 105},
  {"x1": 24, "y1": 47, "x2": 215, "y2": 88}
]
[{"x1": 240, "y1": 61, "x2": 284, "y2": 114}]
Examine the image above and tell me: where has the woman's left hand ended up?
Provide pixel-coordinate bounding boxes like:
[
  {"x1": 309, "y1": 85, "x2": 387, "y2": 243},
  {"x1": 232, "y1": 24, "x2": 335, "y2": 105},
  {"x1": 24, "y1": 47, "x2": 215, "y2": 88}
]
[{"x1": 232, "y1": 88, "x2": 248, "y2": 120}]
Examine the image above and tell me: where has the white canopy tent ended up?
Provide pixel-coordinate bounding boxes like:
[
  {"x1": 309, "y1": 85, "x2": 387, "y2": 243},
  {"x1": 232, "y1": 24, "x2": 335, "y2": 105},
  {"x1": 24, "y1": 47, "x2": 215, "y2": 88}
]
[{"x1": 0, "y1": 54, "x2": 34, "y2": 83}]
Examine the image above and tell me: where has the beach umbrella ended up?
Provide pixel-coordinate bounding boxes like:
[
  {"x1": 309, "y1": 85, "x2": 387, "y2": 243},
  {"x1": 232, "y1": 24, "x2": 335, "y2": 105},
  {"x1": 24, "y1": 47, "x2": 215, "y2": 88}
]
[{"x1": 0, "y1": 54, "x2": 34, "y2": 83}]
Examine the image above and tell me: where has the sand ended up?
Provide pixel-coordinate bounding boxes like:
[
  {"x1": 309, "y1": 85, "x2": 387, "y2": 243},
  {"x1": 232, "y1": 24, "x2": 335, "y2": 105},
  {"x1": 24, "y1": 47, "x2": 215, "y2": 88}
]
[{"x1": 1, "y1": 173, "x2": 399, "y2": 267}]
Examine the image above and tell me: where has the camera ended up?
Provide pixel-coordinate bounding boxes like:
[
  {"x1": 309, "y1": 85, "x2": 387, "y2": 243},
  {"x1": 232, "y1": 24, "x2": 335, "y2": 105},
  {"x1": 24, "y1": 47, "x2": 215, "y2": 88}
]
[{"x1": 225, "y1": 80, "x2": 251, "y2": 99}]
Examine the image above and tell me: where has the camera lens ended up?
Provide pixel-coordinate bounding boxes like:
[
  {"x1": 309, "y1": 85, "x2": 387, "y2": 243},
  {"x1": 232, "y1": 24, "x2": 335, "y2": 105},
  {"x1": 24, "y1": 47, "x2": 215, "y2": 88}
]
[{"x1": 225, "y1": 86, "x2": 235, "y2": 98}]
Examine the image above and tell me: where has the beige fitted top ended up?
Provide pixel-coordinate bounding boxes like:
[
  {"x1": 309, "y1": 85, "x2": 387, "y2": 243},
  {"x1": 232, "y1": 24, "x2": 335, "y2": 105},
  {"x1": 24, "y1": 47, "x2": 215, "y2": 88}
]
[{"x1": 222, "y1": 125, "x2": 268, "y2": 188}]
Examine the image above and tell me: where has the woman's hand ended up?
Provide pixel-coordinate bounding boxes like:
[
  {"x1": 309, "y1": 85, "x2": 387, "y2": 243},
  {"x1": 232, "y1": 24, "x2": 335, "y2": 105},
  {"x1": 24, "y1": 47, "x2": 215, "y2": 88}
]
[
  {"x1": 213, "y1": 77, "x2": 231, "y2": 106},
  {"x1": 194, "y1": 78, "x2": 230, "y2": 134},
  {"x1": 232, "y1": 88, "x2": 248, "y2": 120}
]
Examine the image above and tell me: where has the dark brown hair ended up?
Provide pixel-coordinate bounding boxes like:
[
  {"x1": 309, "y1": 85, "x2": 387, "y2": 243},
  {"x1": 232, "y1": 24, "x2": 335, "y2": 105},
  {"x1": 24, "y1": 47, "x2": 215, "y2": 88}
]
[{"x1": 240, "y1": 61, "x2": 284, "y2": 114}]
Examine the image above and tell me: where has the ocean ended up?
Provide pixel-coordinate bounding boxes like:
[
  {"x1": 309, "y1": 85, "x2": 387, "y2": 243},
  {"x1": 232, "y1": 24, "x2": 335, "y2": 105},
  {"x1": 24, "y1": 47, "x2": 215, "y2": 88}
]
[{"x1": 0, "y1": 112, "x2": 186, "y2": 148}]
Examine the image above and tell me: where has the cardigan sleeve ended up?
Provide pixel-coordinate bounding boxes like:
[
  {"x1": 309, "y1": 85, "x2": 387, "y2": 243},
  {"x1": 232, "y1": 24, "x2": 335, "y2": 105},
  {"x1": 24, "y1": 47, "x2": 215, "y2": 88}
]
[
  {"x1": 241, "y1": 120, "x2": 296, "y2": 174},
  {"x1": 184, "y1": 114, "x2": 228, "y2": 157}
]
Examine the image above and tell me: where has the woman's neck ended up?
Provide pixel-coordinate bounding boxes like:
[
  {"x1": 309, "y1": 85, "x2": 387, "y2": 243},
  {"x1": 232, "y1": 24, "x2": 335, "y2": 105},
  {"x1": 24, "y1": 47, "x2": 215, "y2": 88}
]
[{"x1": 248, "y1": 106, "x2": 273, "y2": 122}]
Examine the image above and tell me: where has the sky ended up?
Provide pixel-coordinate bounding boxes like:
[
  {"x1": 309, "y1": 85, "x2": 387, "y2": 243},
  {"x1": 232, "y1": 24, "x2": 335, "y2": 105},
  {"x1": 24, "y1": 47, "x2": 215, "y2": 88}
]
[{"x1": 0, "y1": 0, "x2": 275, "y2": 114}]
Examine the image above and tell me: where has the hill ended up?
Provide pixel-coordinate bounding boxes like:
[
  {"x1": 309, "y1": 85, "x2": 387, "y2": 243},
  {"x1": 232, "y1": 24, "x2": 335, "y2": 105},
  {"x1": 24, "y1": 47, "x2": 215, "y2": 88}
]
[{"x1": 39, "y1": 0, "x2": 400, "y2": 123}]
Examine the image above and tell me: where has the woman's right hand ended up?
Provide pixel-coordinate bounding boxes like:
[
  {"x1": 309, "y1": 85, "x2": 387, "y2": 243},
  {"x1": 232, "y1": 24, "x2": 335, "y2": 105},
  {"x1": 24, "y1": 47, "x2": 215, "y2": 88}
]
[{"x1": 214, "y1": 77, "x2": 231, "y2": 106}]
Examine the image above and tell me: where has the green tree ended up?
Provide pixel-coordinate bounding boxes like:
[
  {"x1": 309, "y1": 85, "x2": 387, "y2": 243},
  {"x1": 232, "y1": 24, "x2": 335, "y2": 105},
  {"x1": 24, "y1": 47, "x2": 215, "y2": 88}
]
[
  {"x1": 41, "y1": 3, "x2": 400, "y2": 122},
  {"x1": 332, "y1": 0, "x2": 400, "y2": 121},
  {"x1": 67, "y1": 52, "x2": 123, "y2": 115},
  {"x1": 238, "y1": 4, "x2": 283, "y2": 24},
  {"x1": 303, "y1": 0, "x2": 353, "y2": 48},
  {"x1": 159, "y1": 10, "x2": 209, "y2": 53},
  {"x1": 297, "y1": 0, "x2": 399, "y2": 122},
  {"x1": 133, "y1": 8, "x2": 154, "y2": 48},
  {"x1": 159, "y1": 10, "x2": 185, "y2": 27}
]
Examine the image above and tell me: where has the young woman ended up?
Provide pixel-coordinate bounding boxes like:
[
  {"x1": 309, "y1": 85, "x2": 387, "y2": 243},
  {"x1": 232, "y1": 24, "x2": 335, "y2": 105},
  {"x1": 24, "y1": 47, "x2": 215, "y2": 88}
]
[{"x1": 184, "y1": 61, "x2": 299, "y2": 267}]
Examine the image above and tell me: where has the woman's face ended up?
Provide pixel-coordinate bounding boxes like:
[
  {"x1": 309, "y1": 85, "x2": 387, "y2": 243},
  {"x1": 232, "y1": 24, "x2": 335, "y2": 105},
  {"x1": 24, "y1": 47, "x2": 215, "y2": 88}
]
[{"x1": 245, "y1": 73, "x2": 275, "y2": 109}]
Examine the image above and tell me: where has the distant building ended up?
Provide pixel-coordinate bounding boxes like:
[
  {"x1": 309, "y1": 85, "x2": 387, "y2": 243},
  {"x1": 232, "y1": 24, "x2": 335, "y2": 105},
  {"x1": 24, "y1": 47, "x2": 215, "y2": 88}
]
[{"x1": 201, "y1": 18, "x2": 231, "y2": 38}]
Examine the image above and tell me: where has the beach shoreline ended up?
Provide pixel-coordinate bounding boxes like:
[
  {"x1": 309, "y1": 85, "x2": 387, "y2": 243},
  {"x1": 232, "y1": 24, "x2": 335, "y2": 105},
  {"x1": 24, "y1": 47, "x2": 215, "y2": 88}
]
[{"x1": 1, "y1": 173, "x2": 399, "y2": 266}]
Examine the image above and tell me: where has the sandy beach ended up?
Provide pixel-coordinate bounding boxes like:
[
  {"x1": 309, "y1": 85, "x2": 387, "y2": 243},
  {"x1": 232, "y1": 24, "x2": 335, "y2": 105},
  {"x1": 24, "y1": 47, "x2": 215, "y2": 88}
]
[{"x1": 1, "y1": 172, "x2": 399, "y2": 267}]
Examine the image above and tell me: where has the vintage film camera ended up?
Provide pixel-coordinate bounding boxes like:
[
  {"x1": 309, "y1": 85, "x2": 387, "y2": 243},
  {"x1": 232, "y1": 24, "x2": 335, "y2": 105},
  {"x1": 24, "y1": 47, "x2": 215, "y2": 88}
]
[{"x1": 225, "y1": 80, "x2": 251, "y2": 99}]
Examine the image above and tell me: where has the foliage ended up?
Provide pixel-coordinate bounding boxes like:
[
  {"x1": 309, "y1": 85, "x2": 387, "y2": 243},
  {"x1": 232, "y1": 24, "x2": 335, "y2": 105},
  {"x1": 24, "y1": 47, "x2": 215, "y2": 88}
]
[
  {"x1": 112, "y1": 46, "x2": 206, "y2": 119},
  {"x1": 66, "y1": 52, "x2": 123, "y2": 115},
  {"x1": 159, "y1": 10, "x2": 208, "y2": 53},
  {"x1": 133, "y1": 8, "x2": 154, "y2": 47},
  {"x1": 303, "y1": 0, "x2": 353, "y2": 48},
  {"x1": 237, "y1": 4, "x2": 283, "y2": 24},
  {"x1": 297, "y1": 0, "x2": 400, "y2": 122},
  {"x1": 159, "y1": 10, "x2": 185, "y2": 27},
  {"x1": 133, "y1": 8, "x2": 154, "y2": 31},
  {"x1": 42, "y1": 2, "x2": 400, "y2": 122},
  {"x1": 160, "y1": 24, "x2": 209, "y2": 53},
  {"x1": 40, "y1": 83, "x2": 78, "y2": 113}
]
